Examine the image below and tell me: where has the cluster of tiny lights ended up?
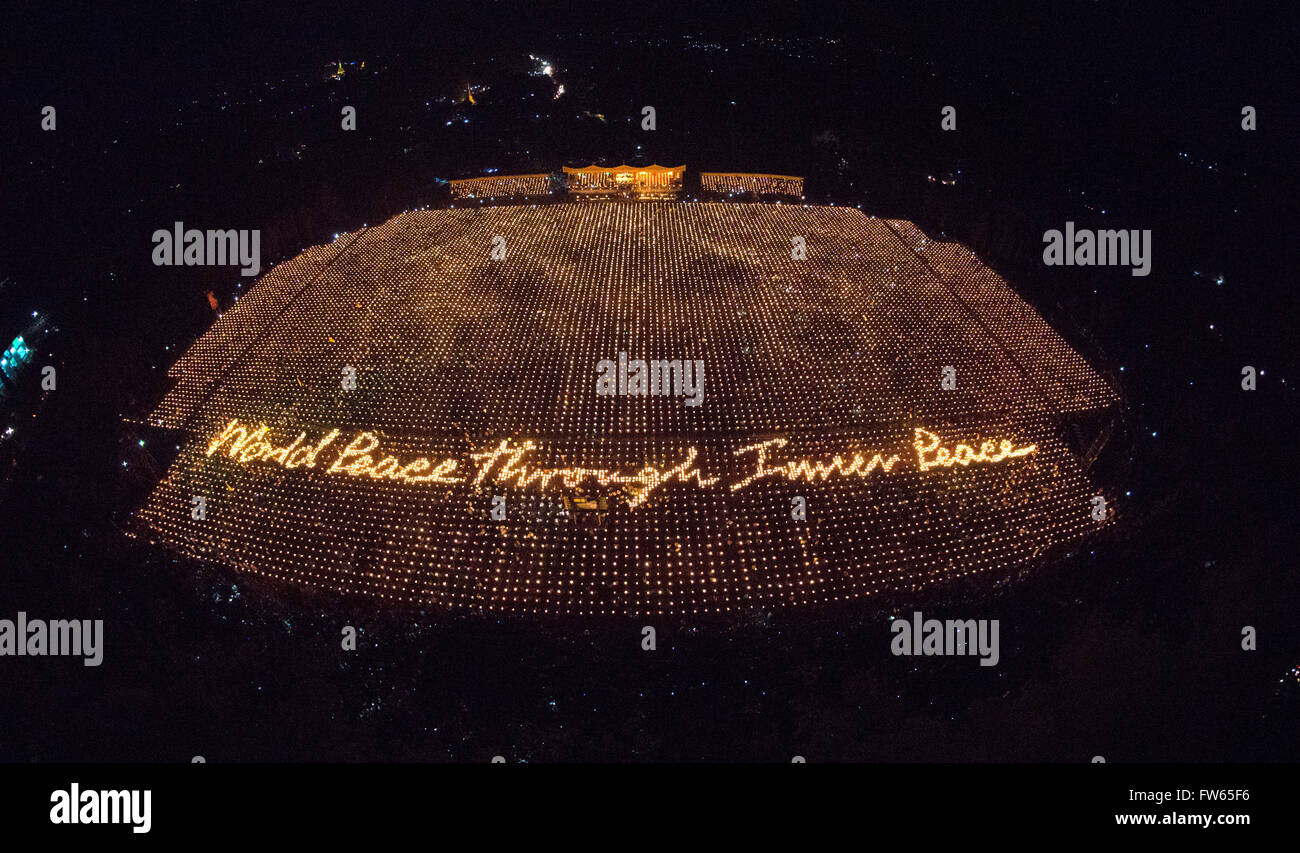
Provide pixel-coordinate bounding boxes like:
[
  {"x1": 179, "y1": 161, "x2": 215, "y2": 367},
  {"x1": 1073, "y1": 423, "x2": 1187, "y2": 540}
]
[
  {"x1": 449, "y1": 174, "x2": 552, "y2": 200},
  {"x1": 134, "y1": 202, "x2": 1117, "y2": 616},
  {"x1": 700, "y1": 173, "x2": 804, "y2": 198}
]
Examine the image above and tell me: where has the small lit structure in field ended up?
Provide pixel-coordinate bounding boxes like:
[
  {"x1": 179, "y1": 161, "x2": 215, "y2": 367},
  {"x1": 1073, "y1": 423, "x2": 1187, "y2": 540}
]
[
  {"x1": 563, "y1": 164, "x2": 685, "y2": 198},
  {"x1": 700, "y1": 172, "x2": 804, "y2": 199},
  {"x1": 449, "y1": 174, "x2": 553, "y2": 200}
]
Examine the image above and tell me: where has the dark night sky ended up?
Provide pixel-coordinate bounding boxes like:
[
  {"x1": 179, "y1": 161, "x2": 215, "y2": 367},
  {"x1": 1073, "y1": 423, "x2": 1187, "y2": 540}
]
[{"x1": 8, "y1": 2, "x2": 1291, "y2": 108}]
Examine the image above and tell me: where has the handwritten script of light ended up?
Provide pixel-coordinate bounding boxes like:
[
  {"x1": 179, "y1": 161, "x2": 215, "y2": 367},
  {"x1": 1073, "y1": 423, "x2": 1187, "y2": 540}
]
[{"x1": 205, "y1": 419, "x2": 1037, "y2": 509}]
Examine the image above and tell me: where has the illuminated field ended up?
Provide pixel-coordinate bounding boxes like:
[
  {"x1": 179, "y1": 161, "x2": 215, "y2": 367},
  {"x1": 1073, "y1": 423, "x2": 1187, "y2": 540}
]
[{"x1": 133, "y1": 202, "x2": 1117, "y2": 615}]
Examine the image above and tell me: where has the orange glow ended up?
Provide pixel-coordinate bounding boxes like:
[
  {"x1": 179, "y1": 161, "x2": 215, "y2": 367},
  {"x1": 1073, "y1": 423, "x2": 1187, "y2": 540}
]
[{"x1": 204, "y1": 418, "x2": 1038, "y2": 508}]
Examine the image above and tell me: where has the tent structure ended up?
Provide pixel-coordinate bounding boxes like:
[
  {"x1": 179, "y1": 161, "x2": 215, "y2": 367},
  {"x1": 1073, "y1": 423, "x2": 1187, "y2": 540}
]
[{"x1": 562, "y1": 164, "x2": 685, "y2": 196}]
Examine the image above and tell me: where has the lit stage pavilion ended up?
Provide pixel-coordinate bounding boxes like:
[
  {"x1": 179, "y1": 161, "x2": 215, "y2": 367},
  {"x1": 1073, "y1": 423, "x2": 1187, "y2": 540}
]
[{"x1": 131, "y1": 175, "x2": 1118, "y2": 616}]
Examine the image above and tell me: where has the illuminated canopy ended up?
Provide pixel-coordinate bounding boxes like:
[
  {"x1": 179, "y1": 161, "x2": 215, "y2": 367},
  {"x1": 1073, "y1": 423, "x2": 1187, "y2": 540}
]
[
  {"x1": 563, "y1": 164, "x2": 685, "y2": 195},
  {"x1": 134, "y1": 202, "x2": 1116, "y2": 616}
]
